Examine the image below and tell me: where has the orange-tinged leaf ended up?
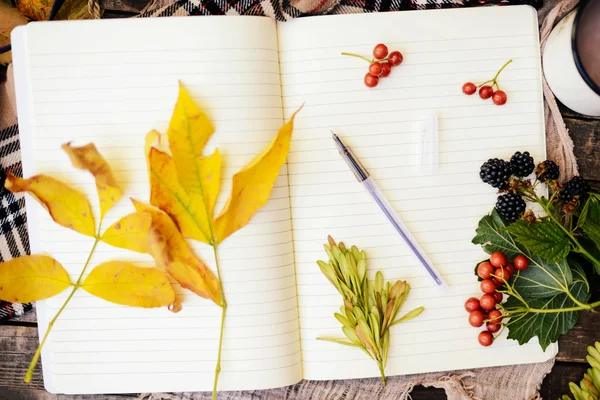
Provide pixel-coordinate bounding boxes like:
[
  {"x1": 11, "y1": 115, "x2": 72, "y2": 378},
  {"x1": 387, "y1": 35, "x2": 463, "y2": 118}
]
[
  {"x1": 149, "y1": 147, "x2": 213, "y2": 244},
  {"x1": 131, "y1": 199, "x2": 221, "y2": 305},
  {"x1": 0, "y1": 255, "x2": 72, "y2": 302},
  {"x1": 62, "y1": 143, "x2": 122, "y2": 218},
  {"x1": 100, "y1": 212, "x2": 153, "y2": 253},
  {"x1": 5, "y1": 174, "x2": 95, "y2": 237},
  {"x1": 81, "y1": 261, "x2": 175, "y2": 308},
  {"x1": 215, "y1": 109, "x2": 299, "y2": 242},
  {"x1": 145, "y1": 130, "x2": 160, "y2": 182}
]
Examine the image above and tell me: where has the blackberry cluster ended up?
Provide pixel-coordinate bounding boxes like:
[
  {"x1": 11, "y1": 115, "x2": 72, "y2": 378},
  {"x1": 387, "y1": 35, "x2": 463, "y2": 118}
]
[
  {"x1": 535, "y1": 160, "x2": 560, "y2": 182},
  {"x1": 479, "y1": 158, "x2": 513, "y2": 189},
  {"x1": 510, "y1": 151, "x2": 535, "y2": 177},
  {"x1": 559, "y1": 176, "x2": 590, "y2": 203},
  {"x1": 496, "y1": 193, "x2": 526, "y2": 223}
]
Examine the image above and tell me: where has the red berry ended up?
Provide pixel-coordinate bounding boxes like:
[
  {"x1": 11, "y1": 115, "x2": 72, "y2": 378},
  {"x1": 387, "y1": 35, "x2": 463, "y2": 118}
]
[
  {"x1": 506, "y1": 262, "x2": 516, "y2": 276},
  {"x1": 477, "y1": 261, "x2": 495, "y2": 280},
  {"x1": 478, "y1": 331, "x2": 494, "y2": 346},
  {"x1": 488, "y1": 309, "x2": 503, "y2": 322},
  {"x1": 388, "y1": 51, "x2": 403, "y2": 67},
  {"x1": 480, "y1": 279, "x2": 497, "y2": 294},
  {"x1": 464, "y1": 297, "x2": 481, "y2": 313},
  {"x1": 380, "y1": 62, "x2": 392, "y2": 78},
  {"x1": 469, "y1": 310, "x2": 485, "y2": 327},
  {"x1": 480, "y1": 294, "x2": 497, "y2": 311},
  {"x1": 494, "y1": 291, "x2": 503, "y2": 303},
  {"x1": 364, "y1": 73, "x2": 379, "y2": 88},
  {"x1": 514, "y1": 255, "x2": 529, "y2": 271},
  {"x1": 369, "y1": 62, "x2": 383, "y2": 77},
  {"x1": 486, "y1": 322, "x2": 501, "y2": 333},
  {"x1": 495, "y1": 267, "x2": 512, "y2": 282},
  {"x1": 462, "y1": 82, "x2": 477, "y2": 95},
  {"x1": 490, "y1": 252, "x2": 507, "y2": 268},
  {"x1": 492, "y1": 90, "x2": 507, "y2": 105},
  {"x1": 479, "y1": 85, "x2": 494, "y2": 99},
  {"x1": 373, "y1": 44, "x2": 389, "y2": 60}
]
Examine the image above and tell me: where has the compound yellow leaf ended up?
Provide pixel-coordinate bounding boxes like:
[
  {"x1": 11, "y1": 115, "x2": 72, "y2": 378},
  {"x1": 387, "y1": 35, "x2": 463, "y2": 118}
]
[
  {"x1": 149, "y1": 148, "x2": 213, "y2": 244},
  {"x1": 81, "y1": 261, "x2": 175, "y2": 308},
  {"x1": 100, "y1": 212, "x2": 153, "y2": 253},
  {"x1": 132, "y1": 199, "x2": 221, "y2": 305},
  {"x1": 5, "y1": 174, "x2": 95, "y2": 237},
  {"x1": 62, "y1": 143, "x2": 123, "y2": 218},
  {"x1": 0, "y1": 255, "x2": 72, "y2": 303},
  {"x1": 215, "y1": 109, "x2": 299, "y2": 242}
]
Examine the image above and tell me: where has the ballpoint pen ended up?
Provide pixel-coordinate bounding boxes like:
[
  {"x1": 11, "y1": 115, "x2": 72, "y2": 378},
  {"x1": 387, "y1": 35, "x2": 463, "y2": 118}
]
[{"x1": 332, "y1": 131, "x2": 448, "y2": 292}]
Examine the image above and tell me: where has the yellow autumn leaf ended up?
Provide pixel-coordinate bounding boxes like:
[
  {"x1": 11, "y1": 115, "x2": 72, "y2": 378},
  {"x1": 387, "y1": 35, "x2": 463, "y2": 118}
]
[
  {"x1": 100, "y1": 212, "x2": 153, "y2": 253},
  {"x1": 214, "y1": 109, "x2": 299, "y2": 242},
  {"x1": 81, "y1": 261, "x2": 175, "y2": 308},
  {"x1": 149, "y1": 147, "x2": 214, "y2": 244},
  {"x1": 62, "y1": 142, "x2": 123, "y2": 218},
  {"x1": 5, "y1": 174, "x2": 95, "y2": 237},
  {"x1": 0, "y1": 255, "x2": 72, "y2": 303},
  {"x1": 131, "y1": 199, "x2": 221, "y2": 305}
]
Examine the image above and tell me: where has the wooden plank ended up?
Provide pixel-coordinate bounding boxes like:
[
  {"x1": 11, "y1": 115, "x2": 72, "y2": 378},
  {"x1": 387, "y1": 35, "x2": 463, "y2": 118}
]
[
  {"x1": 564, "y1": 117, "x2": 600, "y2": 181},
  {"x1": 558, "y1": 101, "x2": 600, "y2": 121},
  {"x1": 540, "y1": 361, "x2": 590, "y2": 399},
  {"x1": 556, "y1": 309, "x2": 600, "y2": 363},
  {"x1": 0, "y1": 387, "x2": 137, "y2": 399},
  {"x1": 0, "y1": 325, "x2": 45, "y2": 390}
]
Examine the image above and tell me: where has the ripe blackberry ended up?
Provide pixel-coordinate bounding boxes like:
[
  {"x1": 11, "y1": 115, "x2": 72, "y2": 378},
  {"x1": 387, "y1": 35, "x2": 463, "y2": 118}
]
[
  {"x1": 535, "y1": 160, "x2": 559, "y2": 182},
  {"x1": 480, "y1": 158, "x2": 513, "y2": 189},
  {"x1": 559, "y1": 176, "x2": 590, "y2": 203},
  {"x1": 495, "y1": 193, "x2": 526, "y2": 223},
  {"x1": 509, "y1": 151, "x2": 535, "y2": 177}
]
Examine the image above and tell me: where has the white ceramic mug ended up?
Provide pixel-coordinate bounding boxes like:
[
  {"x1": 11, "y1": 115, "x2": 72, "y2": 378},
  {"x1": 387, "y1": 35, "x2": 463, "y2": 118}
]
[{"x1": 543, "y1": 0, "x2": 600, "y2": 116}]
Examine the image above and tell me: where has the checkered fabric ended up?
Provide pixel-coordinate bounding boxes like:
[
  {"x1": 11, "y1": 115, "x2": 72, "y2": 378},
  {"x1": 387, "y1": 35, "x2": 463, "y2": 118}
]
[{"x1": 0, "y1": 0, "x2": 543, "y2": 322}]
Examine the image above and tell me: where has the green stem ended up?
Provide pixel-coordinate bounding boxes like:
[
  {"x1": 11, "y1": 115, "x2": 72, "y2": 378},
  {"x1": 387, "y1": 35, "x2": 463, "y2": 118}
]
[
  {"x1": 212, "y1": 245, "x2": 227, "y2": 400},
  {"x1": 25, "y1": 234, "x2": 101, "y2": 382},
  {"x1": 341, "y1": 52, "x2": 374, "y2": 64},
  {"x1": 377, "y1": 359, "x2": 387, "y2": 386},
  {"x1": 492, "y1": 59, "x2": 512, "y2": 81},
  {"x1": 510, "y1": 300, "x2": 600, "y2": 316}
]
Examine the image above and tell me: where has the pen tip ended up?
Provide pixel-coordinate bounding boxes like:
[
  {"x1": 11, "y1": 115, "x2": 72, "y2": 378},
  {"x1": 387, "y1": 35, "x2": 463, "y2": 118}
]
[{"x1": 331, "y1": 131, "x2": 338, "y2": 139}]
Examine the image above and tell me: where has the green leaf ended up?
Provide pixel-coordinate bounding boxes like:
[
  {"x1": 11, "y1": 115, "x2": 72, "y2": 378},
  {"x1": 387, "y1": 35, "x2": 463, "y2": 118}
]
[
  {"x1": 317, "y1": 337, "x2": 360, "y2": 347},
  {"x1": 578, "y1": 198, "x2": 600, "y2": 274},
  {"x1": 472, "y1": 209, "x2": 527, "y2": 259},
  {"x1": 505, "y1": 220, "x2": 571, "y2": 263},
  {"x1": 505, "y1": 261, "x2": 589, "y2": 351},
  {"x1": 512, "y1": 257, "x2": 573, "y2": 298}
]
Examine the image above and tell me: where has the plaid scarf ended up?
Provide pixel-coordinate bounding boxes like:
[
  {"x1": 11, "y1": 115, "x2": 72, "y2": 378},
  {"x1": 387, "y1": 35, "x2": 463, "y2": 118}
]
[{"x1": 0, "y1": 0, "x2": 543, "y2": 322}]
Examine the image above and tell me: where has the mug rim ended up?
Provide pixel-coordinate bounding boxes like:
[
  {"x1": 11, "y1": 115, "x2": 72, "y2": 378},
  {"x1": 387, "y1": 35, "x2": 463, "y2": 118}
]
[{"x1": 572, "y1": 0, "x2": 600, "y2": 96}]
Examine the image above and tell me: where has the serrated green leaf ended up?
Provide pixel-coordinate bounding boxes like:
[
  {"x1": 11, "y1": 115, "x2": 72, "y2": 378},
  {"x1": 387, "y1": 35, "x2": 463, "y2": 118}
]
[
  {"x1": 472, "y1": 209, "x2": 527, "y2": 259},
  {"x1": 505, "y1": 262, "x2": 589, "y2": 351},
  {"x1": 580, "y1": 199, "x2": 600, "y2": 273},
  {"x1": 505, "y1": 220, "x2": 570, "y2": 263},
  {"x1": 511, "y1": 257, "x2": 573, "y2": 298}
]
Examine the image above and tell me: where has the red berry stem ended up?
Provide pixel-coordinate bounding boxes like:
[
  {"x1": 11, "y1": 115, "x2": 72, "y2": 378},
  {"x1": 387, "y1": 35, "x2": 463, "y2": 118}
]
[
  {"x1": 341, "y1": 52, "x2": 377, "y2": 63},
  {"x1": 492, "y1": 59, "x2": 513, "y2": 82}
]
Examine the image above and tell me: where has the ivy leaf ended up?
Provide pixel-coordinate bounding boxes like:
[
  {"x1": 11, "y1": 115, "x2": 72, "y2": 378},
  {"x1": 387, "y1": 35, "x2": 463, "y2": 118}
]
[
  {"x1": 81, "y1": 261, "x2": 175, "y2": 308},
  {"x1": 505, "y1": 261, "x2": 589, "y2": 351},
  {"x1": 511, "y1": 257, "x2": 573, "y2": 298},
  {"x1": 5, "y1": 174, "x2": 96, "y2": 237},
  {"x1": 62, "y1": 143, "x2": 123, "y2": 219},
  {"x1": 0, "y1": 255, "x2": 72, "y2": 302},
  {"x1": 131, "y1": 199, "x2": 221, "y2": 305},
  {"x1": 472, "y1": 208, "x2": 526, "y2": 259},
  {"x1": 505, "y1": 220, "x2": 571, "y2": 263}
]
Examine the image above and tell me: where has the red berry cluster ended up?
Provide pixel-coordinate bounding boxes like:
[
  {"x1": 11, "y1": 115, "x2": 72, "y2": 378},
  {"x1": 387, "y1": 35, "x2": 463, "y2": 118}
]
[
  {"x1": 462, "y1": 59, "x2": 512, "y2": 106},
  {"x1": 464, "y1": 251, "x2": 529, "y2": 347},
  {"x1": 342, "y1": 44, "x2": 403, "y2": 88}
]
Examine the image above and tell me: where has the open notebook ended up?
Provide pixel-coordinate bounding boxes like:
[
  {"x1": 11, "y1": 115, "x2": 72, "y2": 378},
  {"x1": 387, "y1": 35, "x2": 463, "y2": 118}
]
[{"x1": 11, "y1": 5, "x2": 552, "y2": 395}]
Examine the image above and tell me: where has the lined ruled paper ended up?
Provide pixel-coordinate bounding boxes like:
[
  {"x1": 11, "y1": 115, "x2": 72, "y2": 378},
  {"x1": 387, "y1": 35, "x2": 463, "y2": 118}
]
[
  {"x1": 278, "y1": 6, "x2": 555, "y2": 381},
  {"x1": 12, "y1": 16, "x2": 302, "y2": 394}
]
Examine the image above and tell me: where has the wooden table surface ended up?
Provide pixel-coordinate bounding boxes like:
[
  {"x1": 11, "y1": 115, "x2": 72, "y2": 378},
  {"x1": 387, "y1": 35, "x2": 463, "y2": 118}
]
[{"x1": 1, "y1": 2, "x2": 600, "y2": 399}]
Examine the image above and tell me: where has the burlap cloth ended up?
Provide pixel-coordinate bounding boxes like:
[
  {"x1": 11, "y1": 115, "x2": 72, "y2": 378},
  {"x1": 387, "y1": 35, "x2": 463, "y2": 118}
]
[{"x1": 0, "y1": 0, "x2": 587, "y2": 398}]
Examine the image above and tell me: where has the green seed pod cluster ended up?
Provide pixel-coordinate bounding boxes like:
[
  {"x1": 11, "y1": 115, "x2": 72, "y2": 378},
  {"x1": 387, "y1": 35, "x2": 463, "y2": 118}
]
[
  {"x1": 561, "y1": 342, "x2": 600, "y2": 400},
  {"x1": 316, "y1": 235, "x2": 424, "y2": 386}
]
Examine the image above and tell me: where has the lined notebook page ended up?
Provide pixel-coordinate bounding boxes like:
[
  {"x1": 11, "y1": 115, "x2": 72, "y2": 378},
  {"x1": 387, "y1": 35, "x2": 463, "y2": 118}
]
[
  {"x1": 278, "y1": 6, "x2": 555, "y2": 381},
  {"x1": 12, "y1": 16, "x2": 302, "y2": 394}
]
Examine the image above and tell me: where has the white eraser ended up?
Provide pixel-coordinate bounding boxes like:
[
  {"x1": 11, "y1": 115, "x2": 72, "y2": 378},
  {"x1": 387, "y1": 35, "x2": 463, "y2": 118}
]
[{"x1": 419, "y1": 112, "x2": 439, "y2": 175}]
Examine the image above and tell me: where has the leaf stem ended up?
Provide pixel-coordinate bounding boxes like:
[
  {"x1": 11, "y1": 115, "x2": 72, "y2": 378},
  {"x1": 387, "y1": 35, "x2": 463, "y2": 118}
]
[
  {"x1": 377, "y1": 359, "x2": 387, "y2": 386},
  {"x1": 341, "y1": 52, "x2": 374, "y2": 64},
  {"x1": 212, "y1": 245, "x2": 227, "y2": 400},
  {"x1": 25, "y1": 234, "x2": 101, "y2": 382}
]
